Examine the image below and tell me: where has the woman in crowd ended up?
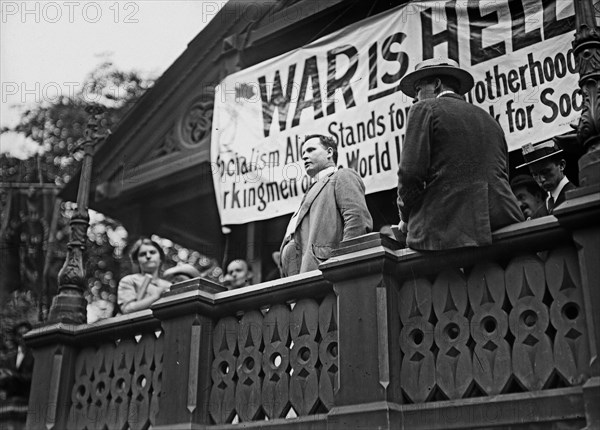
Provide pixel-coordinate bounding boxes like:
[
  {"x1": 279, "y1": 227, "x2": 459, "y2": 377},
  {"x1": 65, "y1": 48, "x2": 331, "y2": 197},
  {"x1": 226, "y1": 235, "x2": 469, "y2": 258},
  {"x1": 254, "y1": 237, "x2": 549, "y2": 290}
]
[{"x1": 117, "y1": 237, "x2": 171, "y2": 314}]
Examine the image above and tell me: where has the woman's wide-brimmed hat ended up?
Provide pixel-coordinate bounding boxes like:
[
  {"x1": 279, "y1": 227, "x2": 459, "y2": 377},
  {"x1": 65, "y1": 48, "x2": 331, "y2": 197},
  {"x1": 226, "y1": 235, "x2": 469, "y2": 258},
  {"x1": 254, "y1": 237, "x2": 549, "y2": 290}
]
[
  {"x1": 517, "y1": 139, "x2": 564, "y2": 169},
  {"x1": 163, "y1": 264, "x2": 201, "y2": 280},
  {"x1": 399, "y1": 58, "x2": 475, "y2": 98}
]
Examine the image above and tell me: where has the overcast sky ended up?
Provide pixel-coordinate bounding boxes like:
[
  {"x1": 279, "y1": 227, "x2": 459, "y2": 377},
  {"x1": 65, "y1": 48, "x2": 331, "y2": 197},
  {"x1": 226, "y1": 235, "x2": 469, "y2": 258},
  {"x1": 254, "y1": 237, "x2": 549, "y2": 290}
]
[{"x1": 1, "y1": 0, "x2": 226, "y2": 144}]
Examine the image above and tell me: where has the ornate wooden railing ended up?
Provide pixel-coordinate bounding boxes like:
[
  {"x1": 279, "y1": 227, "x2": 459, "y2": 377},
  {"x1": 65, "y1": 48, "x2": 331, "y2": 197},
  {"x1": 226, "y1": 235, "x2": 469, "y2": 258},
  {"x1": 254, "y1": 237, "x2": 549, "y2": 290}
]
[
  {"x1": 67, "y1": 321, "x2": 163, "y2": 429},
  {"x1": 208, "y1": 293, "x2": 338, "y2": 423},
  {"x1": 394, "y1": 245, "x2": 588, "y2": 403},
  {"x1": 23, "y1": 189, "x2": 599, "y2": 429},
  {"x1": 24, "y1": 311, "x2": 162, "y2": 430}
]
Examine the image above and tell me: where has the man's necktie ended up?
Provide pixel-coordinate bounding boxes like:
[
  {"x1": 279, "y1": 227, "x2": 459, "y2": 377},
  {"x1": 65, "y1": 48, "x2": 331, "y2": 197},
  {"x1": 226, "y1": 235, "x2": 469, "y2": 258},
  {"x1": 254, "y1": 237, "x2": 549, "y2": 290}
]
[{"x1": 547, "y1": 196, "x2": 555, "y2": 213}]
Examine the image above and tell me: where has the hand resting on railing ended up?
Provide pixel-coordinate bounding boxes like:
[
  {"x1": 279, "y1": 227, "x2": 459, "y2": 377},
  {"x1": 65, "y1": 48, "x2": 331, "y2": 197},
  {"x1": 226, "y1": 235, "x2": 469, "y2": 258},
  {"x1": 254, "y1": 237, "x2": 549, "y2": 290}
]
[{"x1": 118, "y1": 237, "x2": 171, "y2": 314}]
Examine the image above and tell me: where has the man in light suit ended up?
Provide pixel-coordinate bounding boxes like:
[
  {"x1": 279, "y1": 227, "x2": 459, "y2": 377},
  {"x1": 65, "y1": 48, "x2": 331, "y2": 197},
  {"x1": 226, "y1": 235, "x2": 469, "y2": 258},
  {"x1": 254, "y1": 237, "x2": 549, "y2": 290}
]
[
  {"x1": 518, "y1": 139, "x2": 576, "y2": 214},
  {"x1": 397, "y1": 58, "x2": 523, "y2": 251},
  {"x1": 280, "y1": 135, "x2": 372, "y2": 276}
]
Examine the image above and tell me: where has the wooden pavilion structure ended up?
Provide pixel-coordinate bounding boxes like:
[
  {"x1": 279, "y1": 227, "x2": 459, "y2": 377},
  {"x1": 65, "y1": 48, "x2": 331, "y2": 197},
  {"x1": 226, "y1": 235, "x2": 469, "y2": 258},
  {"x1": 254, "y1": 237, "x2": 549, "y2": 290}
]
[{"x1": 6, "y1": 0, "x2": 599, "y2": 429}]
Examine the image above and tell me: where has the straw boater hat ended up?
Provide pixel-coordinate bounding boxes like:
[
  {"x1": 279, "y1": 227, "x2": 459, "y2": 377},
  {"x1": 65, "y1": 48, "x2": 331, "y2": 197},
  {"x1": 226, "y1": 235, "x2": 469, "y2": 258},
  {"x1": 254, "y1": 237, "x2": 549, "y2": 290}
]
[
  {"x1": 399, "y1": 58, "x2": 475, "y2": 98},
  {"x1": 517, "y1": 139, "x2": 564, "y2": 169}
]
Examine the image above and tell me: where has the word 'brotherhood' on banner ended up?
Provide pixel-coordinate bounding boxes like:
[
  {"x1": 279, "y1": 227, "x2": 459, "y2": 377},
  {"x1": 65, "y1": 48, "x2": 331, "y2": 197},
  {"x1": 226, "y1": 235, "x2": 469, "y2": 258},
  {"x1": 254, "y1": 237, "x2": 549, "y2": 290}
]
[{"x1": 211, "y1": 0, "x2": 578, "y2": 225}]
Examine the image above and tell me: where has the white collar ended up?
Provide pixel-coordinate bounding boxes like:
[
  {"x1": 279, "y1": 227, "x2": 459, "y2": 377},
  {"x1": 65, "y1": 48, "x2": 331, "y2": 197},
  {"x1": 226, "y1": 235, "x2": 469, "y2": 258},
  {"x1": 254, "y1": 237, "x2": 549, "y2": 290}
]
[
  {"x1": 550, "y1": 176, "x2": 570, "y2": 201},
  {"x1": 313, "y1": 165, "x2": 337, "y2": 182},
  {"x1": 437, "y1": 90, "x2": 456, "y2": 98},
  {"x1": 16, "y1": 346, "x2": 25, "y2": 368}
]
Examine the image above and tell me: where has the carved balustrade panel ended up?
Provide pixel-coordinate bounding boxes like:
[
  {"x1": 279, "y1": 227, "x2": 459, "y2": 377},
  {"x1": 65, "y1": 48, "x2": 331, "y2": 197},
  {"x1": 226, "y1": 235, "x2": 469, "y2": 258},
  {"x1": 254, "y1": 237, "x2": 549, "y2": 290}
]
[
  {"x1": 396, "y1": 247, "x2": 590, "y2": 404},
  {"x1": 545, "y1": 247, "x2": 589, "y2": 385},
  {"x1": 506, "y1": 254, "x2": 554, "y2": 391},
  {"x1": 208, "y1": 293, "x2": 338, "y2": 424},
  {"x1": 261, "y1": 304, "x2": 291, "y2": 419},
  {"x1": 66, "y1": 330, "x2": 163, "y2": 430},
  {"x1": 318, "y1": 294, "x2": 338, "y2": 410},
  {"x1": 88, "y1": 342, "x2": 114, "y2": 430},
  {"x1": 398, "y1": 278, "x2": 435, "y2": 403},
  {"x1": 129, "y1": 333, "x2": 160, "y2": 430},
  {"x1": 150, "y1": 331, "x2": 164, "y2": 425},
  {"x1": 467, "y1": 263, "x2": 511, "y2": 395},
  {"x1": 289, "y1": 299, "x2": 320, "y2": 416},
  {"x1": 235, "y1": 311, "x2": 264, "y2": 421},
  {"x1": 432, "y1": 269, "x2": 472, "y2": 399},
  {"x1": 68, "y1": 347, "x2": 95, "y2": 430},
  {"x1": 107, "y1": 338, "x2": 135, "y2": 430},
  {"x1": 209, "y1": 316, "x2": 238, "y2": 424}
]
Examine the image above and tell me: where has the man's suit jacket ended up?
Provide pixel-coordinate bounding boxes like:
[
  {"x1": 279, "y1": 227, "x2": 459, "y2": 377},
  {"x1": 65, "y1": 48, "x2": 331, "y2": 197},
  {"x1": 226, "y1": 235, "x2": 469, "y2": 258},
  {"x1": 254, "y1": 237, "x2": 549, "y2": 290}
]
[
  {"x1": 530, "y1": 203, "x2": 549, "y2": 219},
  {"x1": 0, "y1": 347, "x2": 34, "y2": 398},
  {"x1": 550, "y1": 181, "x2": 576, "y2": 213},
  {"x1": 397, "y1": 93, "x2": 524, "y2": 251},
  {"x1": 281, "y1": 168, "x2": 372, "y2": 276}
]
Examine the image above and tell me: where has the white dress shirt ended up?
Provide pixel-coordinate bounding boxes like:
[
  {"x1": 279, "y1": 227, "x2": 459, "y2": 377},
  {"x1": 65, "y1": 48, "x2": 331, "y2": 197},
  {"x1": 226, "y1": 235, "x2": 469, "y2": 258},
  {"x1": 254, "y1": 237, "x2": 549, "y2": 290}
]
[
  {"x1": 284, "y1": 166, "x2": 337, "y2": 239},
  {"x1": 547, "y1": 176, "x2": 569, "y2": 211}
]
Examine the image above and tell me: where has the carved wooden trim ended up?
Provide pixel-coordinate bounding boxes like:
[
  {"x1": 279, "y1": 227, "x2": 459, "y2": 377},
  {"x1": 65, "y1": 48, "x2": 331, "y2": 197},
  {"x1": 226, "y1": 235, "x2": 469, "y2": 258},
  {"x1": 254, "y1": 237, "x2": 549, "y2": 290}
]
[
  {"x1": 395, "y1": 245, "x2": 590, "y2": 404},
  {"x1": 45, "y1": 346, "x2": 64, "y2": 430},
  {"x1": 399, "y1": 278, "x2": 435, "y2": 403},
  {"x1": 149, "y1": 128, "x2": 181, "y2": 159},
  {"x1": 178, "y1": 98, "x2": 213, "y2": 149},
  {"x1": 208, "y1": 293, "x2": 338, "y2": 424},
  {"x1": 66, "y1": 328, "x2": 163, "y2": 429},
  {"x1": 376, "y1": 286, "x2": 390, "y2": 390},
  {"x1": 187, "y1": 320, "x2": 202, "y2": 413}
]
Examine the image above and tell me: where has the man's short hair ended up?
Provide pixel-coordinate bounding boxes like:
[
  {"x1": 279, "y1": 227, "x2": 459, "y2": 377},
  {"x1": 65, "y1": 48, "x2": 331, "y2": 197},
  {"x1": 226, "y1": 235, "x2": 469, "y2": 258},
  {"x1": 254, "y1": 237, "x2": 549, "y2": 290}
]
[
  {"x1": 303, "y1": 134, "x2": 338, "y2": 164},
  {"x1": 418, "y1": 75, "x2": 461, "y2": 94},
  {"x1": 227, "y1": 259, "x2": 250, "y2": 272}
]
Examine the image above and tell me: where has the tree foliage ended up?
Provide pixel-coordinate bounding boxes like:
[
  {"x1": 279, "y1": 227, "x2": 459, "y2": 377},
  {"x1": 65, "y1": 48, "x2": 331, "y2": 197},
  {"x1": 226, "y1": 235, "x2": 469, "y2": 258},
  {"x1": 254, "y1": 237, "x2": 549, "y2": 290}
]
[
  {"x1": 1, "y1": 61, "x2": 223, "y2": 337},
  {"x1": 2, "y1": 61, "x2": 153, "y2": 186},
  {"x1": 0, "y1": 62, "x2": 154, "y2": 330}
]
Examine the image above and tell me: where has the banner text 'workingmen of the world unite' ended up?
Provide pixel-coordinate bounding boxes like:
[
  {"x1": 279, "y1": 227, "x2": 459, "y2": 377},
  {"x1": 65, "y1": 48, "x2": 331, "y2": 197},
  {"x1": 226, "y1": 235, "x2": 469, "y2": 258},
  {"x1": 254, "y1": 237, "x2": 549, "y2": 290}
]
[{"x1": 211, "y1": 0, "x2": 578, "y2": 225}]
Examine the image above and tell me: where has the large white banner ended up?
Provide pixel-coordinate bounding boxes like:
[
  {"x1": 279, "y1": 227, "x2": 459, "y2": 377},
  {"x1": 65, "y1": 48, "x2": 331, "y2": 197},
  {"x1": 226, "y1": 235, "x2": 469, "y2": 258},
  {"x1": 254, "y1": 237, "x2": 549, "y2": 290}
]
[{"x1": 212, "y1": 0, "x2": 578, "y2": 225}]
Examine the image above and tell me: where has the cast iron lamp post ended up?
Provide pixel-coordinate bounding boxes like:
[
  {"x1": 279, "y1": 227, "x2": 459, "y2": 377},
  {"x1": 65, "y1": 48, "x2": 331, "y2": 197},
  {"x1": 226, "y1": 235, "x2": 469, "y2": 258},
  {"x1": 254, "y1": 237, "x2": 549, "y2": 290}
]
[
  {"x1": 48, "y1": 105, "x2": 108, "y2": 324},
  {"x1": 560, "y1": 0, "x2": 600, "y2": 186}
]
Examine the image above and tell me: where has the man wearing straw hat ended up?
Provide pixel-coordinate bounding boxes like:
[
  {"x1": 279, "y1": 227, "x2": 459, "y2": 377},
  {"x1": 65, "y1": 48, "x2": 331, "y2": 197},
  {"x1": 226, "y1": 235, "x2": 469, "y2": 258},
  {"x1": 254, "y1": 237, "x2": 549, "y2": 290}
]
[
  {"x1": 517, "y1": 138, "x2": 576, "y2": 214},
  {"x1": 397, "y1": 58, "x2": 523, "y2": 251}
]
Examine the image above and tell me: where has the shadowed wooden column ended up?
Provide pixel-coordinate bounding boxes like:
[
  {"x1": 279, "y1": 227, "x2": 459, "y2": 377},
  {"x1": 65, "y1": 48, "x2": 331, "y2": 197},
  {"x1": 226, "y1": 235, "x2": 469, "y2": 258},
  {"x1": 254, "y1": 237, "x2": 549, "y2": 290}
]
[
  {"x1": 150, "y1": 279, "x2": 224, "y2": 428},
  {"x1": 320, "y1": 233, "x2": 403, "y2": 429},
  {"x1": 24, "y1": 333, "x2": 78, "y2": 430}
]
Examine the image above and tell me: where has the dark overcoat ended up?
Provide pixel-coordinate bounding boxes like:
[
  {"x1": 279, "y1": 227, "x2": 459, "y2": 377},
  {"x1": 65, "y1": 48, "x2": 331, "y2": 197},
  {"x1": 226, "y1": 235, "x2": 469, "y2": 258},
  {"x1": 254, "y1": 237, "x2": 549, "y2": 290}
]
[
  {"x1": 397, "y1": 93, "x2": 524, "y2": 250},
  {"x1": 551, "y1": 181, "x2": 576, "y2": 213}
]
